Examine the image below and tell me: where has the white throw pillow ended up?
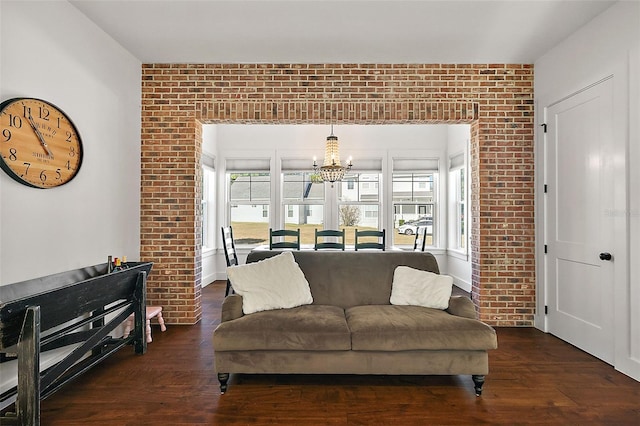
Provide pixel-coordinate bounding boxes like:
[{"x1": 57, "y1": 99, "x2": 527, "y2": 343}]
[
  {"x1": 390, "y1": 266, "x2": 453, "y2": 310},
  {"x1": 226, "y1": 251, "x2": 313, "y2": 314}
]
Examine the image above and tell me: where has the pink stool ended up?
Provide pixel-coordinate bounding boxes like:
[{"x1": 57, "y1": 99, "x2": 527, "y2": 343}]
[{"x1": 123, "y1": 306, "x2": 167, "y2": 343}]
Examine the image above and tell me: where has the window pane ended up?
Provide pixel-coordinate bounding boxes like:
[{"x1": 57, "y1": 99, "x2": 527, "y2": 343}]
[
  {"x1": 283, "y1": 172, "x2": 324, "y2": 202},
  {"x1": 284, "y1": 204, "x2": 324, "y2": 245},
  {"x1": 229, "y1": 173, "x2": 270, "y2": 202},
  {"x1": 412, "y1": 174, "x2": 433, "y2": 202},
  {"x1": 459, "y1": 202, "x2": 466, "y2": 249},
  {"x1": 392, "y1": 173, "x2": 413, "y2": 202},
  {"x1": 229, "y1": 172, "x2": 271, "y2": 246},
  {"x1": 201, "y1": 167, "x2": 209, "y2": 248},
  {"x1": 230, "y1": 204, "x2": 269, "y2": 246},
  {"x1": 339, "y1": 205, "x2": 378, "y2": 228},
  {"x1": 458, "y1": 168, "x2": 466, "y2": 250},
  {"x1": 201, "y1": 166, "x2": 215, "y2": 249},
  {"x1": 392, "y1": 173, "x2": 434, "y2": 202},
  {"x1": 338, "y1": 173, "x2": 379, "y2": 202}
]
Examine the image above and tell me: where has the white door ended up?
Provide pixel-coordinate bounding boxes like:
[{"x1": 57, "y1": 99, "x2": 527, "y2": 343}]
[{"x1": 545, "y1": 78, "x2": 615, "y2": 364}]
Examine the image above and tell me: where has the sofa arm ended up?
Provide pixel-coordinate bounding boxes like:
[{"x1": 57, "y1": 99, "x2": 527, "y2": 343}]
[
  {"x1": 446, "y1": 296, "x2": 477, "y2": 319},
  {"x1": 221, "y1": 294, "x2": 244, "y2": 322}
]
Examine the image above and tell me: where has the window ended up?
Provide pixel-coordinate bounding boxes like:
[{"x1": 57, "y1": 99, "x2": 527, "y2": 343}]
[
  {"x1": 449, "y1": 153, "x2": 467, "y2": 252},
  {"x1": 227, "y1": 158, "x2": 271, "y2": 247},
  {"x1": 201, "y1": 155, "x2": 215, "y2": 249},
  {"x1": 392, "y1": 158, "x2": 439, "y2": 247},
  {"x1": 281, "y1": 169, "x2": 325, "y2": 244},
  {"x1": 337, "y1": 173, "x2": 381, "y2": 244}
]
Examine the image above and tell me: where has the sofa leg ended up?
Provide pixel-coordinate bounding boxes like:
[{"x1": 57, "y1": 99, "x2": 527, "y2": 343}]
[
  {"x1": 218, "y1": 373, "x2": 230, "y2": 394},
  {"x1": 472, "y1": 375, "x2": 485, "y2": 396}
]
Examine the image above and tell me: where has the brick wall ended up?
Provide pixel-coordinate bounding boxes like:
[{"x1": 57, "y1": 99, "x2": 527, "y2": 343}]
[{"x1": 141, "y1": 64, "x2": 535, "y2": 326}]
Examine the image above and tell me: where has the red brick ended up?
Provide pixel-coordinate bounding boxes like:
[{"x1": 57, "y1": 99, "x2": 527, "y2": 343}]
[{"x1": 141, "y1": 63, "x2": 534, "y2": 326}]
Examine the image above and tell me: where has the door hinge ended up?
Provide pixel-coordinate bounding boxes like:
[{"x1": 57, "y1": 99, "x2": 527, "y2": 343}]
[
  {"x1": 541, "y1": 123, "x2": 547, "y2": 133},
  {"x1": 544, "y1": 305, "x2": 548, "y2": 315},
  {"x1": 544, "y1": 244, "x2": 548, "y2": 254}
]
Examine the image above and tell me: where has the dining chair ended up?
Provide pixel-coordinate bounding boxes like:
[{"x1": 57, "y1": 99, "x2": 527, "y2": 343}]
[
  {"x1": 354, "y1": 229, "x2": 386, "y2": 251},
  {"x1": 269, "y1": 228, "x2": 301, "y2": 250},
  {"x1": 221, "y1": 226, "x2": 238, "y2": 296},
  {"x1": 413, "y1": 227, "x2": 427, "y2": 251},
  {"x1": 314, "y1": 229, "x2": 346, "y2": 250}
]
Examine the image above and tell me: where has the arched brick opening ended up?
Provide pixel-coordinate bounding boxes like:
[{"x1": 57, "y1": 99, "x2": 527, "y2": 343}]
[{"x1": 140, "y1": 64, "x2": 535, "y2": 327}]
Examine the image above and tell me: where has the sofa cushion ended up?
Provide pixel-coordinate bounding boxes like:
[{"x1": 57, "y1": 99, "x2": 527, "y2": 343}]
[
  {"x1": 346, "y1": 305, "x2": 498, "y2": 351},
  {"x1": 213, "y1": 305, "x2": 351, "y2": 351},
  {"x1": 226, "y1": 251, "x2": 313, "y2": 314},
  {"x1": 390, "y1": 266, "x2": 453, "y2": 310}
]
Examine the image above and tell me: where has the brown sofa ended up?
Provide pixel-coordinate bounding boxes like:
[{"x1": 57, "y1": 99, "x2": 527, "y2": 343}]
[{"x1": 213, "y1": 250, "x2": 497, "y2": 395}]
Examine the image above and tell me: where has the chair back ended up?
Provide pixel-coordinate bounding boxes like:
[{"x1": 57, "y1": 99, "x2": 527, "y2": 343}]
[
  {"x1": 354, "y1": 229, "x2": 386, "y2": 251},
  {"x1": 413, "y1": 227, "x2": 427, "y2": 251},
  {"x1": 269, "y1": 228, "x2": 301, "y2": 250},
  {"x1": 221, "y1": 226, "x2": 238, "y2": 296},
  {"x1": 314, "y1": 229, "x2": 345, "y2": 250},
  {"x1": 221, "y1": 226, "x2": 238, "y2": 267}
]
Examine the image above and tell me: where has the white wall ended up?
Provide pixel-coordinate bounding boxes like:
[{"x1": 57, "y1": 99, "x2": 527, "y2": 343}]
[
  {"x1": 446, "y1": 124, "x2": 472, "y2": 292},
  {"x1": 534, "y1": 1, "x2": 640, "y2": 381},
  {"x1": 0, "y1": 1, "x2": 142, "y2": 284}
]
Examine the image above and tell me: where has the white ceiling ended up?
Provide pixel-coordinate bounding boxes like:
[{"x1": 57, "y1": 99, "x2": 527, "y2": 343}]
[{"x1": 69, "y1": 0, "x2": 616, "y2": 64}]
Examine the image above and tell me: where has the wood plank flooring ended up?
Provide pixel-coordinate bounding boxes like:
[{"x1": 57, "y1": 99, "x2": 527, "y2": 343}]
[{"x1": 37, "y1": 281, "x2": 639, "y2": 425}]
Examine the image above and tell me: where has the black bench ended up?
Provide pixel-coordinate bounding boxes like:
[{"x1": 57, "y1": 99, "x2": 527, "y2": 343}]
[{"x1": 0, "y1": 262, "x2": 153, "y2": 425}]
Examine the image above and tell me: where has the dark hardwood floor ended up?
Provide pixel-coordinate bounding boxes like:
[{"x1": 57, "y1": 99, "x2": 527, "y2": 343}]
[{"x1": 38, "y1": 281, "x2": 639, "y2": 425}]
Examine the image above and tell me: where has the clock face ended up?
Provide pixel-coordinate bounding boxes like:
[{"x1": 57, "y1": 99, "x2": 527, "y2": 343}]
[{"x1": 0, "y1": 97, "x2": 83, "y2": 188}]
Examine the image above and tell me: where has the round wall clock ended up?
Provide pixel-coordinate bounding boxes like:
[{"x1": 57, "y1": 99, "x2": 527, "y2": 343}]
[{"x1": 0, "y1": 97, "x2": 83, "y2": 188}]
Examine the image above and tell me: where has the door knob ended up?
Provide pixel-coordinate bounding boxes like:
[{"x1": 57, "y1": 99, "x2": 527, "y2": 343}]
[{"x1": 599, "y1": 252, "x2": 612, "y2": 261}]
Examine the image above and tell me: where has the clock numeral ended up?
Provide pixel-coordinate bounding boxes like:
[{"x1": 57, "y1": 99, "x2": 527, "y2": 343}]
[
  {"x1": 65, "y1": 160, "x2": 71, "y2": 170},
  {"x1": 66, "y1": 131, "x2": 73, "y2": 142},
  {"x1": 22, "y1": 162, "x2": 31, "y2": 177},
  {"x1": 56, "y1": 169, "x2": 62, "y2": 180},
  {"x1": 69, "y1": 146, "x2": 76, "y2": 157},
  {"x1": 39, "y1": 107, "x2": 50, "y2": 121},
  {"x1": 22, "y1": 105, "x2": 31, "y2": 118},
  {"x1": 8, "y1": 114, "x2": 22, "y2": 128},
  {"x1": 8, "y1": 148, "x2": 17, "y2": 161},
  {"x1": 2, "y1": 129, "x2": 10, "y2": 142},
  {"x1": 40, "y1": 170, "x2": 47, "y2": 182},
  {"x1": 57, "y1": 117, "x2": 62, "y2": 129}
]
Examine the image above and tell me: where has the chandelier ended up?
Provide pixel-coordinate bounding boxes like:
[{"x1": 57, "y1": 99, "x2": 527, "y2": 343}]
[{"x1": 312, "y1": 125, "x2": 352, "y2": 185}]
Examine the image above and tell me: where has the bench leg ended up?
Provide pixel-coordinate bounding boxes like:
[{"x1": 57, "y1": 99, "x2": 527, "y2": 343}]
[
  {"x1": 472, "y1": 375, "x2": 485, "y2": 396},
  {"x1": 218, "y1": 373, "x2": 230, "y2": 394}
]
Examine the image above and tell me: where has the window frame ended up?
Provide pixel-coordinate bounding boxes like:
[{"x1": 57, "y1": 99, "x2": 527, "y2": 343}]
[
  {"x1": 448, "y1": 151, "x2": 468, "y2": 255},
  {"x1": 201, "y1": 164, "x2": 216, "y2": 250},
  {"x1": 226, "y1": 169, "x2": 272, "y2": 248},
  {"x1": 390, "y1": 157, "x2": 440, "y2": 249}
]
